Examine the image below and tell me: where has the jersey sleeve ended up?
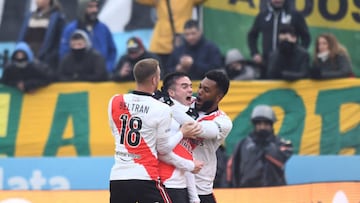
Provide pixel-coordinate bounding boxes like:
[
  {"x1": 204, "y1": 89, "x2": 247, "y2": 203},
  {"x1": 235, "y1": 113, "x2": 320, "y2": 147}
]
[
  {"x1": 198, "y1": 115, "x2": 233, "y2": 140},
  {"x1": 158, "y1": 152, "x2": 195, "y2": 172},
  {"x1": 108, "y1": 95, "x2": 120, "y2": 137},
  {"x1": 170, "y1": 101, "x2": 195, "y2": 124}
]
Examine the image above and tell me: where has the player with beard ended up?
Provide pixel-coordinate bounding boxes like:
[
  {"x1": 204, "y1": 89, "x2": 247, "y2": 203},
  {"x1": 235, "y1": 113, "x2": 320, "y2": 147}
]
[
  {"x1": 168, "y1": 70, "x2": 233, "y2": 203},
  {"x1": 192, "y1": 70, "x2": 233, "y2": 203},
  {"x1": 108, "y1": 59, "x2": 201, "y2": 203}
]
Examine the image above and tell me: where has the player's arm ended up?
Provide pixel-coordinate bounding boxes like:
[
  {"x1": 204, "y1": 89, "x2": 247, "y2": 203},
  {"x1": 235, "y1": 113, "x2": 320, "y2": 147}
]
[
  {"x1": 171, "y1": 104, "x2": 220, "y2": 139},
  {"x1": 107, "y1": 95, "x2": 120, "y2": 137},
  {"x1": 170, "y1": 101, "x2": 195, "y2": 124},
  {"x1": 185, "y1": 171, "x2": 200, "y2": 203},
  {"x1": 156, "y1": 107, "x2": 201, "y2": 154},
  {"x1": 159, "y1": 152, "x2": 195, "y2": 171},
  {"x1": 197, "y1": 116, "x2": 233, "y2": 140}
]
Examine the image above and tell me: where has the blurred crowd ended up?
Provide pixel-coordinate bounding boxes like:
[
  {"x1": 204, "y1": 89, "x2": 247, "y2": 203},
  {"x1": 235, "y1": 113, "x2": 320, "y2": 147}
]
[{"x1": 0, "y1": 0, "x2": 354, "y2": 94}]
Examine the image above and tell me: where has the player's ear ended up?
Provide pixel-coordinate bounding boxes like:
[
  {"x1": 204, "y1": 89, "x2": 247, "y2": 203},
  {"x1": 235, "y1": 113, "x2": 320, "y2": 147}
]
[
  {"x1": 151, "y1": 75, "x2": 157, "y2": 86},
  {"x1": 168, "y1": 89, "x2": 175, "y2": 98},
  {"x1": 216, "y1": 92, "x2": 224, "y2": 103}
]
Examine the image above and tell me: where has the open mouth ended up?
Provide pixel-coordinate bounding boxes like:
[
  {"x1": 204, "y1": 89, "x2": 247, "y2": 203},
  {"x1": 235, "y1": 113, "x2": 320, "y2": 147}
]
[{"x1": 186, "y1": 96, "x2": 192, "y2": 101}]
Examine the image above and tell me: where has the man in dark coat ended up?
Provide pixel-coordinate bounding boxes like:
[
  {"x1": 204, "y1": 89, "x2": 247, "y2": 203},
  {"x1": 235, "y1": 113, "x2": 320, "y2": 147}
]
[
  {"x1": 229, "y1": 105, "x2": 293, "y2": 188},
  {"x1": 111, "y1": 37, "x2": 160, "y2": 82},
  {"x1": 57, "y1": 29, "x2": 107, "y2": 82},
  {"x1": 248, "y1": 0, "x2": 310, "y2": 78},
  {"x1": 59, "y1": 0, "x2": 117, "y2": 73},
  {"x1": 167, "y1": 19, "x2": 223, "y2": 80},
  {"x1": 267, "y1": 25, "x2": 310, "y2": 80},
  {"x1": 1, "y1": 42, "x2": 53, "y2": 93}
]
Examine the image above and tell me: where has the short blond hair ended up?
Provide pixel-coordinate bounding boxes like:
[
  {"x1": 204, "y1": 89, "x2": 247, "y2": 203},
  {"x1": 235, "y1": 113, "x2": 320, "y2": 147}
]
[{"x1": 133, "y1": 58, "x2": 159, "y2": 83}]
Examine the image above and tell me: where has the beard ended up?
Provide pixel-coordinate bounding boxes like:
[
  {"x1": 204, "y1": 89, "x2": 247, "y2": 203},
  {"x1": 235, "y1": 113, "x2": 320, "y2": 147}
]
[
  {"x1": 195, "y1": 99, "x2": 214, "y2": 112},
  {"x1": 86, "y1": 12, "x2": 98, "y2": 23}
]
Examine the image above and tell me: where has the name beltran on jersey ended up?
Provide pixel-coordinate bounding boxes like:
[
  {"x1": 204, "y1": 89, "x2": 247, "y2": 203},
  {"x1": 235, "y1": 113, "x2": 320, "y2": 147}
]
[{"x1": 119, "y1": 101, "x2": 150, "y2": 114}]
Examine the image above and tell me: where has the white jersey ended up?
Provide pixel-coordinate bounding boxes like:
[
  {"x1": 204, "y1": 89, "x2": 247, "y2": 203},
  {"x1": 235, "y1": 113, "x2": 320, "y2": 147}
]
[
  {"x1": 158, "y1": 99, "x2": 200, "y2": 203},
  {"x1": 108, "y1": 91, "x2": 173, "y2": 181},
  {"x1": 192, "y1": 110, "x2": 233, "y2": 195},
  {"x1": 158, "y1": 100, "x2": 194, "y2": 187}
]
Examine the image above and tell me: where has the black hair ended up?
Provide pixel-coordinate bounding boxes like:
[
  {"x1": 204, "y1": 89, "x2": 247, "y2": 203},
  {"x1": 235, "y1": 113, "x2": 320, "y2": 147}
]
[
  {"x1": 184, "y1": 19, "x2": 199, "y2": 30},
  {"x1": 278, "y1": 24, "x2": 296, "y2": 36},
  {"x1": 161, "y1": 72, "x2": 190, "y2": 93},
  {"x1": 205, "y1": 70, "x2": 230, "y2": 96}
]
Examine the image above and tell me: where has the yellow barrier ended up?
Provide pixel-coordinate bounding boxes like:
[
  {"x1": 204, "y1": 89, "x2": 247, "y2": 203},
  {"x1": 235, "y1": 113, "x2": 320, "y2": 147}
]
[{"x1": 1, "y1": 79, "x2": 360, "y2": 156}]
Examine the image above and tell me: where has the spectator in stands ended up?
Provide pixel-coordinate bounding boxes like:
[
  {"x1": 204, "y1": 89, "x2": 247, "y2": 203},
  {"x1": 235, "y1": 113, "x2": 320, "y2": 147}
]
[
  {"x1": 228, "y1": 105, "x2": 293, "y2": 188},
  {"x1": 214, "y1": 144, "x2": 229, "y2": 188},
  {"x1": 167, "y1": 19, "x2": 223, "y2": 80},
  {"x1": 111, "y1": 37, "x2": 160, "y2": 82},
  {"x1": 1, "y1": 42, "x2": 52, "y2": 93},
  {"x1": 57, "y1": 30, "x2": 107, "y2": 82},
  {"x1": 224, "y1": 48, "x2": 258, "y2": 80},
  {"x1": 267, "y1": 25, "x2": 310, "y2": 80},
  {"x1": 59, "y1": 0, "x2": 117, "y2": 73},
  {"x1": 136, "y1": 0, "x2": 206, "y2": 73},
  {"x1": 248, "y1": 0, "x2": 310, "y2": 78},
  {"x1": 18, "y1": 0, "x2": 66, "y2": 69},
  {"x1": 310, "y1": 33, "x2": 353, "y2": 79}
]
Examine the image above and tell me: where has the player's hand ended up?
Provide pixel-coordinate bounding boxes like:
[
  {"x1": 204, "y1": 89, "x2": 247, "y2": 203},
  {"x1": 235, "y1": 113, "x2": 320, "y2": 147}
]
[
  {"x1": 191, "y1": 159, "x2": 204, "y2": 174},
  {"x1": 180, "y1": 121, "x2": 202, "y2": 139}
]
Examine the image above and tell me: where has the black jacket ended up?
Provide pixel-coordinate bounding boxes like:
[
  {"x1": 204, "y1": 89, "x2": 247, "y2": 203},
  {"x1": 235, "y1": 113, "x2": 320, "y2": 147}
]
[
  {"x1": 1, "y1": 62, "x2": 52, "y2": 92},
  {"x1": 247, "y1": 5, "x2": 310, "y2": 63},
  {"x1": 167, "y1": 37, "x2": 223, "y2": 80},
  {"x1": 230, "y1": 132, "x2": 293, "y2": 188},
  {"x1": 112, "y1": 51, "x2": 160, "y2": 82},
  {"x1": 58, "y1": 49, "x2": 108, "y2": 82},
  {"x1": 310, "y1": 54, "x2": 353, "y2": 79},
  {"x1": 267, "y1": 45, "x2": 310, "y2": 80}
]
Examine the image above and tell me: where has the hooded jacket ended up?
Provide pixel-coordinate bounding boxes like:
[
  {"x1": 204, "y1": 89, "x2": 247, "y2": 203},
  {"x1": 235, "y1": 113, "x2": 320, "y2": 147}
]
[
  {"x1": 247, "y1": 2, "x2": 310, "y2": 63},
  {"x1": 1, "y1": 42, "x2": 52, "y2": 92},
  {"x1": 230, "y1": 131, "x2": 293, "y2": 188},
  {"x1": 58, "y1": 30, "x2": 108, "y2": 82},
  {"x1": 59, "y1": 0, "x2": 117, "y2": 73}
]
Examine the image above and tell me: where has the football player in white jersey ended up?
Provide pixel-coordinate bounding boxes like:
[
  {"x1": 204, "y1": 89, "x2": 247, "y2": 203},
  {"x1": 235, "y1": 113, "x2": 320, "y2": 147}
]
[
  {"x1": 192, "y1": 70, "x2": 233, "y2": 203},
  {"x1": 158, "y1": 70, "x2": 233, "y2": 203},
  {"x1": 156, "y1": 72, "x2": 203, "y2": 203},
  {"x1": 108, "y1": 58, "x2": 201, "y2": 203}
]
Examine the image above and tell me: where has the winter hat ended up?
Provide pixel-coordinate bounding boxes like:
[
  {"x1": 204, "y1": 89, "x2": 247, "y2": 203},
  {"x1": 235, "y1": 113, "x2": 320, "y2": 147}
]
[
  {"x1": 70, "y1": 29, "x2": 92, "y2": 49},
  {"x1": 225, "y1": 48, "x2": 244, "y2": 66},
  {"x1": 127, "y1": 37, "x2": 144, "y2": 53}
]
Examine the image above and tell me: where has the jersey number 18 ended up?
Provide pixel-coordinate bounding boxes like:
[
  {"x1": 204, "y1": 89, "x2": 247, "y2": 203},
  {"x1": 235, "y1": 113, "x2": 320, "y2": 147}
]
[{"x1": 119, "y1": 114, "x2": 142, "y2": 147}]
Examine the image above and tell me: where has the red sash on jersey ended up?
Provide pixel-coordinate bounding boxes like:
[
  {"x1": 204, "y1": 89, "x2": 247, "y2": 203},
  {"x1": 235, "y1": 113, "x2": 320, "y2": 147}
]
[
  {"x1": 190, "y1": 110, "x2": 223, "y2": 149},
  {"x1": 111, "y1": 95, "x2": 159, "y2": 180},
  {"x1": 159, "y1": 138, "x2": 193, "y2": 181}
]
